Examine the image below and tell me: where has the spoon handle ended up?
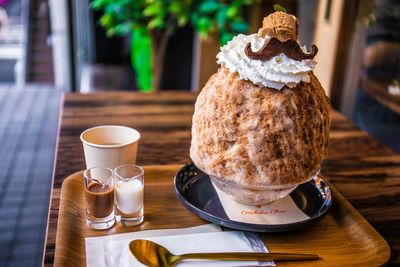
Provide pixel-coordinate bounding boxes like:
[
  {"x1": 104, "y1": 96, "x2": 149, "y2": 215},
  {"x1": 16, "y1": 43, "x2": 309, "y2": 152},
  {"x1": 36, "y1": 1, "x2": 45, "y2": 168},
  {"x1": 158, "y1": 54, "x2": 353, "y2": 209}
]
[{"x1": 180, "y1": 252, "x2": 319, "y2": 262}]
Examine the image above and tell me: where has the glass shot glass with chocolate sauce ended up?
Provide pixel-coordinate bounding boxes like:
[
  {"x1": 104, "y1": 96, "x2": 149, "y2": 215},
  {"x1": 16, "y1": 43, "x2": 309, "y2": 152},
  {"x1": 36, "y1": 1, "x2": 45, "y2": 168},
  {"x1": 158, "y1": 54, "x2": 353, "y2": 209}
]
[{"x1": 84, "y1": 167, "x2": 115, "y2": 230}]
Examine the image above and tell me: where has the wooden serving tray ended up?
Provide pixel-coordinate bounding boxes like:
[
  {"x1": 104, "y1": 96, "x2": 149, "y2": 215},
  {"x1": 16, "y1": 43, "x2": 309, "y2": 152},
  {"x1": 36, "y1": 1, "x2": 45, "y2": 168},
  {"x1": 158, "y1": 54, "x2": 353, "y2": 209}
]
[{"x1": 54, "y1": 165, "x2": 390, "y2": 266}]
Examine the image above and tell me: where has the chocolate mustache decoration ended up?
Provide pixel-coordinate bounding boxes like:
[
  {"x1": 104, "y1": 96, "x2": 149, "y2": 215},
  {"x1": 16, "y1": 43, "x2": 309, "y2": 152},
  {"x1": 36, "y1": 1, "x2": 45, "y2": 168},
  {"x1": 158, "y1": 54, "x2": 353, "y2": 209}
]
[{"x1": 245, "y1": 37, "x2": 318, "y2": 61}]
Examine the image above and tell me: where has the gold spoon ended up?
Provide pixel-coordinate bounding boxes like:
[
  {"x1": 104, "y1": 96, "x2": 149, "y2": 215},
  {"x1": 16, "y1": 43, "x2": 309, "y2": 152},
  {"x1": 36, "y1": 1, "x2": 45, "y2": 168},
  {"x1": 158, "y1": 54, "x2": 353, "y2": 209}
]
[{"x1": 129, "y1": 239, "x2": 319, "y2": 267}]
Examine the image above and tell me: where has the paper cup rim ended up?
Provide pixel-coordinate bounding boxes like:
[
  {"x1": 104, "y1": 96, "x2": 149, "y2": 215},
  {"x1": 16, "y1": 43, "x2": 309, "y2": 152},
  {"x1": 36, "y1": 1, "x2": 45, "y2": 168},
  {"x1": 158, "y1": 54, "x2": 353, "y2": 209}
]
[{"x1": 80, "y1": 125, "x2": 140, "y2": 149}]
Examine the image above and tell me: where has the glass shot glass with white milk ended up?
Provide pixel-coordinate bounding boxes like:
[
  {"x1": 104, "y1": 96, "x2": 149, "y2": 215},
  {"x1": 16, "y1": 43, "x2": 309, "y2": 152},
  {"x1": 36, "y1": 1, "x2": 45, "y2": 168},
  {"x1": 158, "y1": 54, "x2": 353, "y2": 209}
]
[{"x1": 114, "y1": 164, "x2": 144, "y2": 226}]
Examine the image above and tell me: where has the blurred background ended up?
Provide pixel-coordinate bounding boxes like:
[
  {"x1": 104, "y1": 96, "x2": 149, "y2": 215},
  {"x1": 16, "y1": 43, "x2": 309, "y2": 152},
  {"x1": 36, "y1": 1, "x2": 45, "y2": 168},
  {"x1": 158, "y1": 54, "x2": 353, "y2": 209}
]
[
  {"x1": 0, "y1": 1, "x2": 399, "y2": 151},
  {"x1": 0, "y1": 0, "x2": 398, "y2": 265}
]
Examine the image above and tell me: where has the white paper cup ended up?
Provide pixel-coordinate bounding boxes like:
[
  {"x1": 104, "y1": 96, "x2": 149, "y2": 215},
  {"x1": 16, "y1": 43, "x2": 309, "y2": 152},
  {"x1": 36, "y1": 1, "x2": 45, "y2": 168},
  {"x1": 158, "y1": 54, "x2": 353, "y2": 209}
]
[{"x1": 80, "y1": 125, "x2": 140, "y2": 169}]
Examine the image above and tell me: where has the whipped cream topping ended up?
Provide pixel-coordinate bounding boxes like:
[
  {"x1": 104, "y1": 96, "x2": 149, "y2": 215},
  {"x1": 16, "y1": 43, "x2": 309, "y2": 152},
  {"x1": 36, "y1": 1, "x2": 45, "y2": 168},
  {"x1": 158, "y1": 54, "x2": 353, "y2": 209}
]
[{"x1": 217, "y1": 34, "x2": 316, "y2": 90}]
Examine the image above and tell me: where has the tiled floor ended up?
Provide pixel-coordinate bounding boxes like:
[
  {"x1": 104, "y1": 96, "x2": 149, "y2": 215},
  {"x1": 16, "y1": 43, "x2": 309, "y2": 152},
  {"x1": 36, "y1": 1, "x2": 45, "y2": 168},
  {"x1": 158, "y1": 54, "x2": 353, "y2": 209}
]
[{"x1": 0, "y1": 86, "x2": 61, "y2": 267}]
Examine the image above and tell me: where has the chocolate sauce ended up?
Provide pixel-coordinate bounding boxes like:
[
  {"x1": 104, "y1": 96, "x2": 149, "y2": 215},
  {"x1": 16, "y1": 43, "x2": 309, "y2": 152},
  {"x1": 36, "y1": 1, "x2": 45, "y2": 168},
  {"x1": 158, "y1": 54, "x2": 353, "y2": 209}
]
[
  {"x1": 245, "y1": 37, "x2": 318, "y2": 61},
  {"x1": 85, "y1": 182, "x2": 114, "y2": 218}
]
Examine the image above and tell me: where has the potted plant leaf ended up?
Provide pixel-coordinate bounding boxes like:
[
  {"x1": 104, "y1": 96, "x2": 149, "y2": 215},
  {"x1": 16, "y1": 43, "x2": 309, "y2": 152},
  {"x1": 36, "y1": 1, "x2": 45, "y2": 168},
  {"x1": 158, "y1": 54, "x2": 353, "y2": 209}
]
[{"x1": 91, "y1": 0, "x2": 253, "y2": 92}]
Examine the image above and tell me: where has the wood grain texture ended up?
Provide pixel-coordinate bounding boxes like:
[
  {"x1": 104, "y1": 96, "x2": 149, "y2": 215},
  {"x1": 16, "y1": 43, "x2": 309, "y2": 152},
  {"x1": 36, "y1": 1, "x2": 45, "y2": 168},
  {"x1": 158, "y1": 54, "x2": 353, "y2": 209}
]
[
  {"x1": 54, "y1": 166, "x2": 390, "y2": 266},
  {"x1": 45, "y1": 92, "x2": 400, "y2": 266}
]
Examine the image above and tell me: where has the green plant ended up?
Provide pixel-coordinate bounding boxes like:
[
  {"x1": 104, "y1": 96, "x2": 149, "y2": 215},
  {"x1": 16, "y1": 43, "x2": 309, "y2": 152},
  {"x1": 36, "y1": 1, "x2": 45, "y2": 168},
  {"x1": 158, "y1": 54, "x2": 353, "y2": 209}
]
[
  {"x1": 273, "y1": 4, "x2": 286, "y2": 13},
  {"x1": 91, "y1": 0, "x2": 253, "y2": 92}
]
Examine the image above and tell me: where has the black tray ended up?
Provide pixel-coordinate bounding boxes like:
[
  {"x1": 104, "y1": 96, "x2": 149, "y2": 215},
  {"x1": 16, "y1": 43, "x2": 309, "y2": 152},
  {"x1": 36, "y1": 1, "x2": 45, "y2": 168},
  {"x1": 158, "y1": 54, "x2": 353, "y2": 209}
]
[{"x1": 174, "y1": 162, "x2": 333, "y2": 232}]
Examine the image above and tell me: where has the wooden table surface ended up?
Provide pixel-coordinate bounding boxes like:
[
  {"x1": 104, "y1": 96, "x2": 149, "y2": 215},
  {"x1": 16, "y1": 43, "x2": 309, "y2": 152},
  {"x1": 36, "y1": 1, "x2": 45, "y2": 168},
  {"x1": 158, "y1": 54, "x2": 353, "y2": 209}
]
[{"x1": 44, "y1": 92, "x2": 400, "y2": 266}]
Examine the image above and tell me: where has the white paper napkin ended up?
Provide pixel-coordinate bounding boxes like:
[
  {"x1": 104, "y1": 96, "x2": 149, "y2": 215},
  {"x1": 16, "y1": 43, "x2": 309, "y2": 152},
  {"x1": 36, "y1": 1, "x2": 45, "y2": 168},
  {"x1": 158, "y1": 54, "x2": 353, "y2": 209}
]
[
  {"x1": 85, "y1": 224, "x2": 275, "y2": 267},
  {"x1": 86, "y1": 224, "x2": 220, "y2": 267}
]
